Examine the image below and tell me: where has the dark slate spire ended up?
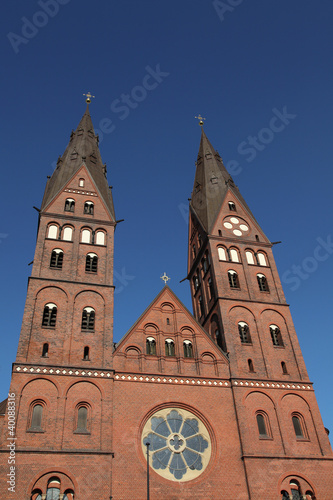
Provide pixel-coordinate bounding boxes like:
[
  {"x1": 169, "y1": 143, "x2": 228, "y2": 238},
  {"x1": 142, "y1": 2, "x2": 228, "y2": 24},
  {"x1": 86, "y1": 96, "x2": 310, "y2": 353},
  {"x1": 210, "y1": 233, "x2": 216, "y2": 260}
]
[
  {"x1": 190, "y1": 127, "x2": 257, "y2": 234},
  {"x1": 41, "y1": 105, "x2": 115, "y2": 220}
]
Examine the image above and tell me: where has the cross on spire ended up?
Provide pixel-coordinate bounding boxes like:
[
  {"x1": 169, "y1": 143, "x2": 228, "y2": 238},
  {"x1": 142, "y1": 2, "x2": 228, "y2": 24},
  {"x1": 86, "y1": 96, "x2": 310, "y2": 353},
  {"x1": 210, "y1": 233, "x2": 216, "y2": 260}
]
[
  {"x1": 83, "y1": 92, "x2": 95, "y2": 104},
  {"x1": 160, "y1": 272, "x2": 170, "y2": 285},
  {"x1": 195, "y1": 114, "x2": 206, "y2": 126}
]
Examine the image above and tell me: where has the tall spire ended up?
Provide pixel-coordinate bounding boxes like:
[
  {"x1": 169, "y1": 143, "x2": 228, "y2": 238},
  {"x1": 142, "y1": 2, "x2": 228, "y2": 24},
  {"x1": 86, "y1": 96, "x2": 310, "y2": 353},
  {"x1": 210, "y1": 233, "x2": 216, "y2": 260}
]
[
  {"x1": 41, "y1": 105, "x2": 115, "y2": 220},
  {"x1": 190, "y1": 127, "x2": 257, "y2": 234}
]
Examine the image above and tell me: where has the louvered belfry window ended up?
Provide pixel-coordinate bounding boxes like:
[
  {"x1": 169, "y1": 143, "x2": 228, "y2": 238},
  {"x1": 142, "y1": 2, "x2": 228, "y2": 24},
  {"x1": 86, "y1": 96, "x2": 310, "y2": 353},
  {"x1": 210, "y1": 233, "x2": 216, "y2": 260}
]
[
  {"x1": 81, "y1": 307, "x2": 95, "y2": 331},
  {"x1": 85, "y1": 253, "x2": 98, "y2": 273},
  {"x1": 42, "y1": 304, "x2": 57, "y2": 328}
]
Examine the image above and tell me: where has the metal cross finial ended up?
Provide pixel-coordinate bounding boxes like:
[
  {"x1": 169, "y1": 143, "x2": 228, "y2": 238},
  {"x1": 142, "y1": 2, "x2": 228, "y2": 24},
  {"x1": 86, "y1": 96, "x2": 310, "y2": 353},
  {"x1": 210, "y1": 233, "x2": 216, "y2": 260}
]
[
  {"x1": 83, "y1": 92, "x2": 95, "y2": 104},
  {"x1": 195, "y1": 114, "x2": 206, "y2": 126},
  {"x1": 161, "y1": 272, "x2": 170, "y2": 285}
]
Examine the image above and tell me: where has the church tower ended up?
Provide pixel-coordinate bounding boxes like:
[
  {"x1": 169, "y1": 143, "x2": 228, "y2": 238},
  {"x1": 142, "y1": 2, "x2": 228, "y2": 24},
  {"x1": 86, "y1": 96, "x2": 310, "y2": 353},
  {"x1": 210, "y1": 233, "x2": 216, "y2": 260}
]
[
  {"x1": 1, "y1": 104, "x2": 116, "y2": 499},
  {"x1": 188, "y1": 122, "x2": 333, "y2": 498}
]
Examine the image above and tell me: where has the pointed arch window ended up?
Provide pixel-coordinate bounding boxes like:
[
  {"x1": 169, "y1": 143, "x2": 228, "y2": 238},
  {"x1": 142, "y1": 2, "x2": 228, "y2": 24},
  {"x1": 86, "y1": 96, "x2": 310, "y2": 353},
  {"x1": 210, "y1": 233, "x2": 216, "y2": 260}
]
[
  {"x1": 84, "y1": 201, "x2": 94, "y2": 215},
  {"x1": 165, "y1": 339, "x2": 175, "y2": 356},
  {"x1": 42, "y1": 303, "x2": 57, "y2": 328},
  {"x1": 228, "y1": 201, "x2": 236, "y2": 211},
  {"x1": 183, "y1": 340, "x2": 193, "y2": 358},
  {"x1": 64, "y1": 198, "x2": 75, "y2": 212},
  {"x1": 270, "y1": 324, "x2": 283, "y2": 346},
  {"x1": 50, "y1": 249, "x2": 63, "y2": 269},
  {"x1": 257, "y1": 273, "x2": 269, "y2": 292},
  {"x1": 246, "y1": 250, "x2": 255, "y2": 265},
  {"x1": 230, "y1": 248, "x2": 240, "y2": 263},
  {"x1": 95, "y1": 231, "x2": 106, "y2": 245},
  {"x1": 81, "y1": 307, "x2": 95, "y2": 331},
  {"x1": 228, "y1": 270, "x2": 240, "y2": 288},
  {"x1": 85, "y1": 253, "x2": 98, "y2": 273},
  {"x1": 146, "y1": 337, "x2": 156, "y2": 355},
  {"x1": 257, "y1": 252, "x2": 268, "y2": 266},
  {"x1": 63, "y1": 226, "x2": 73, "y2": 241},
  {"x1": 218, "y1": 247, "x2": 227, "y2": 261},
  {"x1": 81, "y1": 229, "x2": 91, "y2": 244},
  {"x1": 47, "y1": 224, "x2": 58, "y2": 239},
  {"x1": 238, "y1": 321, "x2": 251, "y2": 344}
]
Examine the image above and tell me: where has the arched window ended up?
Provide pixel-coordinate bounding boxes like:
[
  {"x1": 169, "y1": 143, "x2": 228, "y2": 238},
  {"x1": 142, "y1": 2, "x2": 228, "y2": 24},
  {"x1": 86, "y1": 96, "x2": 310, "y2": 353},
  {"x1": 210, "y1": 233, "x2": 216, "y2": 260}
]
[
  {"x1": 63, "y1": 490, "x2": 75, "y2": 500},
  {"x1": 30, "y1": 403, "x2": 43, "y2": 430},
  {"x1": 246, "y1": 250, "x2": 255, "y2": 265},
  {"x1": 198, "y1": 233, "x2": 202, "y2": 247},
  {"x1": 95, "y1": 231, "x2": 105, "y2": 245},
  {"x1": 83, "y1": 346, "x2": 90, "y2": 360},
  {"x1": 290, "y1": 480, "x2": 301, "y2": 500},
  {"x1": 257, "y1": 252, "x2": 267, "y2": 266},
  {"x1": 208, "y1": 277, "x2": 214, "y2": 299},
  {"x1": 79, "y1": 178, "x2": 85, "y2": 187},
  {"x1": 42, "y1": 303, "x2": 57, "y2": 328},
  {"x1": 228, "y1": 201, "x2": 236, "y2": 211},
  {"x1": 270, "y1": 324, "x2": 283, "y2": 346},
  {"x1": 292, "y1": 414, "x2": 306, "y2": 439},
  {"x1": 202, "y1": 255, "x2": 208, "y2": 274},
  {"x1": 63, "y1": 227, "x2": 73, "y2": 241},
  {"x1": 257, "y1": 273, "x2": 269, "y2": 292},
  {"x1": 165, "y1": 339, "x2": 175, "y2": 356},
  {"x1": 76, "y1": 406, "x2": 89, "y2": 433},
  {"x1": 84, "y1": 201, "x2": 94, "y2": 215},
  {"x1": 211, "y1": 314, "x2": 225, "y2": 351},
  {"x1": 228, "y1": 270, "x2": 239, "y2": 288},
  {"x1": 248, "y1": 359, "x2": 254, "y2": 372},
  {"x1": 64, "y1": 198, "x2": 75, "y2": 212},
  {"x1": 81, "y1": 229, "x2": 91, "y2": 244},
  {"x1": 198, "y1": 295, "x2": 204, "y2": 317},
  {"x1": 193, "y1": 275, "x2": 200, "y2": 292},
  {"x1": 192, "y1": 244, "x2": 196, "y2": 258},
  {"x1": 46, "y1": 477, "x2": 61, "y2": 500},
  {"x1": 230, "y1": 248, "x2": 239, "y2": 262},
  {"x1": 238, "y1": 321, "x2": 251, "y2": 343},
  {"x1": 183, "y1": 340, "x2": 193, "y2": 358},
  {"x1": 81, "y1": 307, "x2": 95, "y2": 331},
  {"x1": 31, "y1": 489, "x2": 43, "y2": 500},
  {"x1": 146, "y1": 337, "x2": 156, "y2": 355},
  {"x1": 47, "y1": 224, "x2": 58, "y2": 239},
  {"x1": 85, "y1": 253, "x2": 98, "y2": 272},
  {"x1": 42, "y1": 343, "x2": 49, "y2": 357},
  {"x1": 50, "y1": 249, "x2": 63, "y2": 269},
  {"x1": 218, "y1": 247, "x2": 227, "y2": 261},
  {"x1": 256, "y1": 413, "x2": 269, "y2": 437},
  {"x1": 281, "y1": 491, "x2": 289, "y2": 499},
  {"x1": 281, "y1": 361, "x2": 288, "y2": 374}
]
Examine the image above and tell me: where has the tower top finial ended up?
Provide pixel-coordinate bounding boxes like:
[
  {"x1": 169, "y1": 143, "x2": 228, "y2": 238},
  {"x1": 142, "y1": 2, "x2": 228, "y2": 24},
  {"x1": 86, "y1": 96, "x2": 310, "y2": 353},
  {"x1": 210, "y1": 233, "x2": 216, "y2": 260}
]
[
  {"x1": 195, "y1": 114, "x2": 206, "y2": 126},
  {"x1": 160, "y1": 272, "x2": 170, "y2": 285},
  {"x1": 83, "y1": 92, "x2": 95, "y2": 104}
]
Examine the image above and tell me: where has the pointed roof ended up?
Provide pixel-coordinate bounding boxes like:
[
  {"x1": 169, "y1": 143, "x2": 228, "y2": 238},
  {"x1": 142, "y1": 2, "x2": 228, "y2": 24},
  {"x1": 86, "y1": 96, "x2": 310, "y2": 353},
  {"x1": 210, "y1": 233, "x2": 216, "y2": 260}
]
[
  {"x1": 190, "y1": 127, "x2": 257, "y2": 234},
  {"x1": 41, "y1": 105, "x2": 115, "y2": 220}
]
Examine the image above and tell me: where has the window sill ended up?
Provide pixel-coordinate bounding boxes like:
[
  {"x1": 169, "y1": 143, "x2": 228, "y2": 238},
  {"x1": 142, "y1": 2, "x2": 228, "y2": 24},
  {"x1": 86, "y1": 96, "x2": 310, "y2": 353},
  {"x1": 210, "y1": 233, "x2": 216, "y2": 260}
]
[
  {"x1": 273, "y1": 345, "x2": 285, "y2": 349},
  {"x1": 41, "y1": 326, "x2": 56, "y2": 330},
  {"x1": 241, "y1": 342, "x2": 253, "y2": 346},
  {"x1": 74, "y1": 430, "x2": 91, "y2": 435},
  {"x1": 259, "y1": 435, "x2": 273, "y2": 440},
  {"x1": 49, "y1": 267, "x2": 62, "y2": 270},
  {"x1": 295, "y1": 437, "x2": 310, "y2": 442},
  {"x1": 27, "y1": 428, "x2": 44, "y2": 433}
]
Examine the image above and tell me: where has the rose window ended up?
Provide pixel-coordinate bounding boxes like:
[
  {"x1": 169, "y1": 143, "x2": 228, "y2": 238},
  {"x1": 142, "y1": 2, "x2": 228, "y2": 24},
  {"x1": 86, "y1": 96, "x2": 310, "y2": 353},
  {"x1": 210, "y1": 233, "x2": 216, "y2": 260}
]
[
  {"x1": 142, "y1": 408, "x2": 211, "y2": 482},
  {"x1": 223, "y1": 216, "x2": 249, "y2": 237}
]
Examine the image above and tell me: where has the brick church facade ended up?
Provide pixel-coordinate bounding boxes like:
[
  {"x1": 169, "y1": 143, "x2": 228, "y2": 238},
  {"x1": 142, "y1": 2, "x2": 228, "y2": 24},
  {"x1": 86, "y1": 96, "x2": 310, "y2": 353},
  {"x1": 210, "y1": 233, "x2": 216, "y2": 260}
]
[{"x1": 0, "y1": 106, "x2": 332, "y2": 499}]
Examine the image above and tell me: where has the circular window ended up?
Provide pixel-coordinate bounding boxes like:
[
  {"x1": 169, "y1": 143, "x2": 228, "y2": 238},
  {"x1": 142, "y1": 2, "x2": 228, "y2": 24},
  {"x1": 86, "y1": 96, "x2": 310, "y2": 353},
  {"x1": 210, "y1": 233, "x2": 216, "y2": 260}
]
[{"x1": 142, "y1": 408, "x2": 211, "y2": 482}]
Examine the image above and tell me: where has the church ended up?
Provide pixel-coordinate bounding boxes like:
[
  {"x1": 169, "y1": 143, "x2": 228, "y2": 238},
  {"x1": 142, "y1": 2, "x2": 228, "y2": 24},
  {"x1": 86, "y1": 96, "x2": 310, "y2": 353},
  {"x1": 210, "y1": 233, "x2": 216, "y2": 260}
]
[{"x1": 0, "y1": 102, "x2": 332, "y2": 500}]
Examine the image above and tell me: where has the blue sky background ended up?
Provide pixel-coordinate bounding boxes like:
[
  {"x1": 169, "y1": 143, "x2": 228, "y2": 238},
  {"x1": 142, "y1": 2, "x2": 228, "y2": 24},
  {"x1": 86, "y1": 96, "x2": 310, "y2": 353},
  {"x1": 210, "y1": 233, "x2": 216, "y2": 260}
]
[{"x1": 1, "y1": 1, "x2": 332, "y2": 434}]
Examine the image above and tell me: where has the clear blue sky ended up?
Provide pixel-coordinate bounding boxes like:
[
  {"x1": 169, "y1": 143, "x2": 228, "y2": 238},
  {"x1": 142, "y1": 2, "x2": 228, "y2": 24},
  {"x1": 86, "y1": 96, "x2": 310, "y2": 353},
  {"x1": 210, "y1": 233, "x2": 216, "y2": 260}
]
[{"x1": 1, "y1": 1, "x2": 333, "y2": 434}]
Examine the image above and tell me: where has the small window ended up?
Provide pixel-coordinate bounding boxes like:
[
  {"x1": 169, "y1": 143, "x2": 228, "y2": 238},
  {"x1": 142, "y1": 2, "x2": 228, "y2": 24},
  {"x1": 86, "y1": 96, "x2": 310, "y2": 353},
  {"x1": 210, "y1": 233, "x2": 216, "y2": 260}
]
[
  {"x1": 63, "y1": 227, "x2": 73, "y2": 241},
  {"x1": 64, "y1": 198, "x2": 75, "y2": 212},
  {"x1": 165, "y1": 339, "x2": 175, "y2": 356},
  {"x1": 256, "y1": 413, "x2": 268, "y2": 437},
  {"x1": 281, "y1": 361, "x2": 288, "y2": 374},
  {"x1": 248, "y1": 359, "x2": 254, "y2": 372},
  {"x1": 50, "y1": 249, "x2": 63, "y2": 269},
  {"x1": 198, "y1": 296, "x2": 204, "y2": 317},
  {"x1": 81, "y1": 229, "x2": 91, "y2": 244},
  {"x1": 79, "y1": 178, "x2": 85, "y2": 187},
  {"x1": 42, "y1": 303, "x2": 57, "y2": 328},
  {"x1": 183, "y1": 340, "x2": 193, "y2": 358},
  {"x1": 230, "y1": 248, "x2": 239, "y2": 263},
  {"x1": 146, "y1": 337, "x2": 156, "y2": 355},
  {"x1": 81, "y1": 307, "x2": 95, "y2": 331},
  {"x1": 76, "y1": 406, "x2": 88, "y2": 432},
  {"x1": 228, "y1": 201, "x2": 236, "y2": 211},
  {"x1": 192, "y1": 244, "x2": 196, "y2": 258},
  {"x1": 42, "y1": 343, "x2": 49, "y2": 358},
  {"x1": 83, "y1": 346, "x2": 90, "y2": 360},
  {"x1": 292, "y1": 414, "x2": 305, "y2": 439},
  {"x1": 246, "y1": 251, "x2": 255, "y2": 265},
  {"x1": 95, "y1": 231, "x2": 105, "y2": 245},
  {"x1": 202, "y1": 256, "x2": 208, "y2": 274},
  {"x1": 257, "y1": 273, "x2": 269, "y2": 292},
  {"x1": 228, "y1": 270, "x2": 240, "y2": 289},
  {"x1": 193, "y1": 275, "x2": 200, "y2": 292},
  {"x1": 257, "y1": 252, "x2": 267, "y2": 266},
  {"x1": 238, "y1": 321, "x2": 251, "y2": 344},
  {"x1": 166, "y1": 318, "x2": 170, "y2": 325},
  {"x1": 198, "y1": 233, "x2": 202, "y2": 247},
  {"x1": 218, "y1": 247, "x2": 227, "y2": 261},
  {"x1": 47, "y1": 224, "x2": 58, "y2": 239},
  {"x1": 270, "y1": 324, "x2": 283, "y2": 346},
  {"x1": 30, "y1": 403, "x2": 43, "y2": 430},
  {"x1": 85, "y1": 253, "x2": 98, "y2": 273},
  {"x1": 84, "y1": 201, "x2": 94, "y2": 215},
  {"x1": 208, "y1": 277, "x2": 214, "y2": 300}
]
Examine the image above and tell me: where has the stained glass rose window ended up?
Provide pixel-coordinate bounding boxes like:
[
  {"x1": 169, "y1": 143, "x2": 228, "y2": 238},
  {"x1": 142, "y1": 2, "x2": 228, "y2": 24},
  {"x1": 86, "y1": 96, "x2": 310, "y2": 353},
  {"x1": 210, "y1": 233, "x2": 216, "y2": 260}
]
[{"x1": 142, "y1": 408, "x2": 211, "y2": 482}]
